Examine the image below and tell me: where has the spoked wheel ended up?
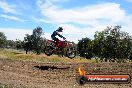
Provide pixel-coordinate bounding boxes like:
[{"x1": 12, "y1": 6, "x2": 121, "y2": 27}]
[
  {"x1": 44, "y1": 46, "x2": 54, "y2": 56},
  {"x1": 66, "y1": 47, "x2": 76, "y2": 59}
]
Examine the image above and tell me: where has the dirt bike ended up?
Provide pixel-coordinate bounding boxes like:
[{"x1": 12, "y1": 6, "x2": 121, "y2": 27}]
[{"x1": 44, "y1": 39, "x2": 76, "y2": 59}]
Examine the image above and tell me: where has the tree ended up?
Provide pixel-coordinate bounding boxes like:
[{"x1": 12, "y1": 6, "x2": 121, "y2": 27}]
[
  {"x1": 24, "y1": 34, "x2": 33, "y2": 54},
  {"x1": 78, "y1": 38, "x2": 93, "y2": 59},
  {"x1": 93, "y1": 25, "x2": 132, "y2": 62},
  {"x1": 0, "y1": 32, "x2": 7, "y2": 48},
  {"x1": 24, "y1": 27, "x2": 45, "y2": 54},
  {"x1": 15, "y1": 39, "x2": 25, "y2": 50},
  {"x1": 6, "y1": 40, "x2": 16, "y2": 48},
  {"x1": 32, "y1": 27, "x2": 44, "y2": 54}
]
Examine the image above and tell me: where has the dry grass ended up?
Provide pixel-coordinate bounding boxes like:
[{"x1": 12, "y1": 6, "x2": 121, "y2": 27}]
[
  {"x1": 0, "y1": 48, "x2": 96, "y2": 63},
  {"x1": 0, "y1": 84, "x2": 27, "y2": 88}
]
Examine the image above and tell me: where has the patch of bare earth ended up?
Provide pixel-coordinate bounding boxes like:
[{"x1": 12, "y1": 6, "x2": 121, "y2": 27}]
[{"x1": 0, "y1": 58, "x2": 131, "y2": 88}]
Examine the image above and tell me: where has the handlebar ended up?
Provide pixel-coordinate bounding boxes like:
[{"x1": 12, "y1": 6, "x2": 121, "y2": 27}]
[{"x1": 63, "y1": 38, "x2": 67, "y2": 42}]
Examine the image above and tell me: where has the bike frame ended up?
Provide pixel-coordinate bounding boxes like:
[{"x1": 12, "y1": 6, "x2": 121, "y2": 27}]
[
  {"x1": 45, "y1": 39, "x2": 76, "y2": 58},
  {"x1": 47, "y1": 40, "x2": 73, "y2": 48}
]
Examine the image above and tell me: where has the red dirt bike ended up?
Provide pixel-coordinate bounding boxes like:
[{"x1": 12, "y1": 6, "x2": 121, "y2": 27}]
[{"x1": 44, "y1": 39, "x2": 76, "y2": 59}]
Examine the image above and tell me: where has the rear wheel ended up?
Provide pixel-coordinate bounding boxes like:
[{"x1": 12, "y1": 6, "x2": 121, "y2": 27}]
[
  {"x1": 66, "y1": 47, "x2": 76, "y2": 59},
  {"x1": 44, "y1": 46, "x2": 54, "y2": 56}
]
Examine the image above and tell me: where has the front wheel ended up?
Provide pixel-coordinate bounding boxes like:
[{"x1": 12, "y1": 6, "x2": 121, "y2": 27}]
[
  {"x1": 66, "y1": 47, "x2": 76, "y2": 59},
  {"x1": 44, "y1": 46, "x2": 54, "y2": 56}
]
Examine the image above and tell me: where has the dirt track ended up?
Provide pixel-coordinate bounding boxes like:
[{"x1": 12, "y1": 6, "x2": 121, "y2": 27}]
[{"x1": 0, "y1": 58, "x2": 132, "y2": 88}]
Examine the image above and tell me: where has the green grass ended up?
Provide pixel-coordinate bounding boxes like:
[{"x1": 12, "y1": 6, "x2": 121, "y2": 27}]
[
  {"x1": 0, "y1": 48, "x2": 96, "y2": 63},
  {"x1": 0, "y1": 84, "x2": 27, "y2": 88}
]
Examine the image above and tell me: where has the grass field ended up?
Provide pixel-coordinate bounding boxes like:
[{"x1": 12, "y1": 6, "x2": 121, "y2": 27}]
[{"x1": 0, "y1": 48, "x2": 95, "y2": 63}]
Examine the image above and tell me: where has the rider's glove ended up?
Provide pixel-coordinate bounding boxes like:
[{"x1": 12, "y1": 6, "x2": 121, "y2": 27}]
[{"x1": 63, "y1": 37, "x2": 66, "y2": 40}]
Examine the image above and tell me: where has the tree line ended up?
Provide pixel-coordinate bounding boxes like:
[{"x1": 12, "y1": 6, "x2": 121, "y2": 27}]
[
  {"x1": 0, "y1": 25, "x2": 132, "y2": 62},
  {"x1": 0, "y1": 27, "x2": 46, "y2": 55},
  {"x1": 78, "y1": 25, "x2": 132, "y2": 62}
]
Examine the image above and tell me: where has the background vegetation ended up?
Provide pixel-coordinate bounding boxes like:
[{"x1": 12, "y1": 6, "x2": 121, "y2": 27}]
[
  {"x1": 0, "y1": 25, "x2": 132, "y2": 62},
  {"x1": 78, "y1": 25, "x2": 132, "y2": 62}
]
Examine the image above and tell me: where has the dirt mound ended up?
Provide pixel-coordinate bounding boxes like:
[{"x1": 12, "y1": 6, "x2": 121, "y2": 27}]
[{"x1": 0, "y1": 58, "x2": 131, "y2": 88}]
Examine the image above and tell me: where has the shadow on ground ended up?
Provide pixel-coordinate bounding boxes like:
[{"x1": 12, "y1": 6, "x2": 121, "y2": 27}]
[{"x1": 33, "y1": 65, "x2": 70, "y2": 70}]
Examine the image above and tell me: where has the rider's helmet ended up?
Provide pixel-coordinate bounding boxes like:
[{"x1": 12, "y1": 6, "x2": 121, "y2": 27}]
[{"x1": 57, "y1": 27, "x2": 63, "y2": 32}]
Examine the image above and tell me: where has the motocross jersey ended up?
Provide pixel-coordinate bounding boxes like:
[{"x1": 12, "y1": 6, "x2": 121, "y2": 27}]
[{"x1": 51, "y1": 30, "x2": 63, "y2": 39}]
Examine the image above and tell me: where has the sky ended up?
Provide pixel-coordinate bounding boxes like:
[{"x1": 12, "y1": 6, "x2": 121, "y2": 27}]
[{"x1": 0, "y1": 0, "x2": 132, "y2": 43}]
